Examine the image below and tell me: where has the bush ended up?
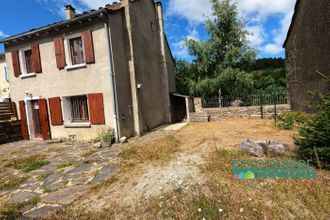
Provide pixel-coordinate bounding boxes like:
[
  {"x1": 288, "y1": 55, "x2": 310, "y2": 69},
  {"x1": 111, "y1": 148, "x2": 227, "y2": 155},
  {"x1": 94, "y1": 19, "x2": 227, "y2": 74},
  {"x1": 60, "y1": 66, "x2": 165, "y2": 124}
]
[
  {"x1": 96, "y1": 127, "x2": 114, "y2": 147},
  {"x1": 277, "y1": 111, "x2": 310, "y2": 130},
  {"x1": 295, "y1": 93, "x2": 330, "y2": 169}
]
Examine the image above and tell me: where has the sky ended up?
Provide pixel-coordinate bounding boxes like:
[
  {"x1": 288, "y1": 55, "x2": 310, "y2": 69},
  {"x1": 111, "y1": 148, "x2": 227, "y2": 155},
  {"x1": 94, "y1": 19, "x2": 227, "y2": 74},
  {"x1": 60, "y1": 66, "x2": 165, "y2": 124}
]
[{"x1": 0, "y1": 0, "x2": 296, "y2": 60}]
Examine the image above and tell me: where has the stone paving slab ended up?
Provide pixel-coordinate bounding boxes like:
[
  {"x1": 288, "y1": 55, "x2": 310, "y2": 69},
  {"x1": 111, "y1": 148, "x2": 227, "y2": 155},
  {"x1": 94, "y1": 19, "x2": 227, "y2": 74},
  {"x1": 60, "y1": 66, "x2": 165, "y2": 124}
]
[
  {"x1": 23, "y1": 204, "x2": 63, "y2": 219},
  {"x1": 41, "y1": 185, "x2": 89, "y2": 205}
]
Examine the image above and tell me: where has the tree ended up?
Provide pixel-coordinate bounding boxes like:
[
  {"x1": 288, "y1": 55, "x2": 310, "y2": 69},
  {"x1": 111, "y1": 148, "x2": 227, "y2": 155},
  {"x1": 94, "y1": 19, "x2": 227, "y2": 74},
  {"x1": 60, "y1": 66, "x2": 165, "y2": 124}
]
[
  {"x1": 176, "y1": 0, "x2": 256, "y2": 97},
  {"x1": 296, "y1": 74, "x2": 330, "y2": 169}
]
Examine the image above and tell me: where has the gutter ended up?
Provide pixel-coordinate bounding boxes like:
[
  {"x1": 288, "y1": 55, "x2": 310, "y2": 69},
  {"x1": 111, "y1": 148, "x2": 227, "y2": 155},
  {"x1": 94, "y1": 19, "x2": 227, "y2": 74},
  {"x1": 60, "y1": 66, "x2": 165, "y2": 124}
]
[{"x1": 103, "y1": 14, "x2": 120, "y2": 142}]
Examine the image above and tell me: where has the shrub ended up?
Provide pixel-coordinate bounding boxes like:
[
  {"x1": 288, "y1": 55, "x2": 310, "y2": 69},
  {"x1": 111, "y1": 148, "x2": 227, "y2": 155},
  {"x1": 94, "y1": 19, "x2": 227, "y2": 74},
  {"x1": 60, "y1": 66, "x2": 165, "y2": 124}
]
[
  {"x1": 295, "y1": 93, "x2": 330, "y2": 169},
  {"x1": 97, "y1": 127, "x2": 114, "y2": 147},
  {"x1": 277, "y1": 111, "x2": 310, "y2": 130}
]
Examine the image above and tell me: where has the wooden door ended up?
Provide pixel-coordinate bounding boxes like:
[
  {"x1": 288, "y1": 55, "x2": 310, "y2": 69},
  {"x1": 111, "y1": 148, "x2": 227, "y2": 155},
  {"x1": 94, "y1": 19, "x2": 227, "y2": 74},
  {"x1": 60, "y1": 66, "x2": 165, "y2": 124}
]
[
  {"x1": 31, "y1": 101, "x2": 42, "y2": 138},
  {"x1": 38, "y1": 99, "x2": 51, "y2": 140},
  {"x1": 19, "y1": 101, "x2": 29, "y2": 140}
]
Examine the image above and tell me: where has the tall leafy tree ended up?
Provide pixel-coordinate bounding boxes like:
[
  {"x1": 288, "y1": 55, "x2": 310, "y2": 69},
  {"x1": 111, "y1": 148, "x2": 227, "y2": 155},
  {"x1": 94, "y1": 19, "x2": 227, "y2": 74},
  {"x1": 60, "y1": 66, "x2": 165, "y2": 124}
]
[{"x1": 176, "y1": 0, "x2": 256, "y2": 97}]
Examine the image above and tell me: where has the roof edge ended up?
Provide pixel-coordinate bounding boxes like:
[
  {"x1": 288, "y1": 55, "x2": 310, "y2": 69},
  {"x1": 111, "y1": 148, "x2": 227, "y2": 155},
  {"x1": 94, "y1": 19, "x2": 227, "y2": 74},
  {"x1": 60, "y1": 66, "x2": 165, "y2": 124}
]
[
  {"x1": 0, "y1": 2, "x2": 124, "y2": 44},
  {"x1": 283, "y1": 0, "x2": 301, "y2": 48}
]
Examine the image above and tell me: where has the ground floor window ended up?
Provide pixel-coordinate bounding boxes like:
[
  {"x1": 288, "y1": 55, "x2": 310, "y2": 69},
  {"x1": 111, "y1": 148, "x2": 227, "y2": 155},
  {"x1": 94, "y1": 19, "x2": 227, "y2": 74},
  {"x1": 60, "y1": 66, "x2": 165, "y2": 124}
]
[{"x1": 69, "y1": 96, "x2": 89, "y2": 123}]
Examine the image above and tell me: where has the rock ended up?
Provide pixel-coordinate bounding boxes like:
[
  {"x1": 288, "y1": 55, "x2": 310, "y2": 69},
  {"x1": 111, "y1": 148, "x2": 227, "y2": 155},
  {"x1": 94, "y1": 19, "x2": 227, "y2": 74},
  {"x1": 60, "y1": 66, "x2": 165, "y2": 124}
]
[
  {"x1": 93, "y1": 142, "x2": 102, "y2": 149},
  {"x1": 120, "y1": 137, "x2": 128, "y2": 143},
  {"x1": 231, "y1": 100, "x2": 244, "y2": 107},
  {"x1": 44, "y1": 181, "x2": 66, "y2": 192},
  {"x1": 100, "y1": 142, "x2": 112, "y2": 148},
  {"x1": 238, "y1": 140, "x2": 265, "y2": 157},
  {"x1": 91, "y1": 166, "x2": 118, "y2": 186},
  {"x1": 23, "y1": 204, "x2": 63, "y2": 219},
  {"x1": 268, "y1": 141, "x2": 288, "y2": 156},
  {"x1": 41, "y1": 185, "x2": 88, "y2": 205},
  {"x1": 10, "y1": 191, "x2": 38, "y2": 204}
]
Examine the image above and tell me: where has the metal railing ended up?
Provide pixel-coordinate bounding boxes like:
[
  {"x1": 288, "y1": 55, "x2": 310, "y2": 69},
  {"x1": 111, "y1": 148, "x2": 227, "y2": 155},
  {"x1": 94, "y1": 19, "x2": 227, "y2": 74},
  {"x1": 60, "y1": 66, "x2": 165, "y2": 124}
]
[{"x1": 202, "y1": 93, "x2": 288, "y2": 109}]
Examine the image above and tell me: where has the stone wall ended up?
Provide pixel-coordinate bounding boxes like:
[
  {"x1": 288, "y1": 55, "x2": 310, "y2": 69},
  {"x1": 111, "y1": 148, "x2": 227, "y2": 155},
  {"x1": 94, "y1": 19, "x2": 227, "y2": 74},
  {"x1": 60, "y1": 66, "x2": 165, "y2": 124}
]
[
  {"x1": 204, "y1": 105, "x2": 291, "y2": 121},
  {"x1": 193, "y1": 97, "x2": 291, "y2": 120},
  {"x1": 0, "y1": 121, "x2": 22, "y2": 144},
  {"x1": 285, "y1": 0, "x2": 330, "y2": 111}
]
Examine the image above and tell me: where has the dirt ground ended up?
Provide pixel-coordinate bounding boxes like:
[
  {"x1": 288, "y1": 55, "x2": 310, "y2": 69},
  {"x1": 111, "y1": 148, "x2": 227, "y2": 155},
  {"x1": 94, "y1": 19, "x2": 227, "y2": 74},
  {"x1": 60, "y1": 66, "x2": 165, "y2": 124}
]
[
  {"x1": 1, "y1": 118, "x2": 329, "y2": 219},
  {"x1": 66, "y1": 118, "x2": 329, "y2": 220}
]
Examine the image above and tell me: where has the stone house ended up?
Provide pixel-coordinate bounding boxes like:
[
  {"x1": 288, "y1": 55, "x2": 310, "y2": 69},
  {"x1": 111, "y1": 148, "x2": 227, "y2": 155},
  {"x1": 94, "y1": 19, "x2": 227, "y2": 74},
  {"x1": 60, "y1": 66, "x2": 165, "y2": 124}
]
[
  {"x1": 0, "y1": 0, "x2": 176, "y2": 141},
  {"x1": 283, "y1": 0, "x2": 330, "y2": 111},
  {"x1": 0, "y1": 54, "x2": 10, "y2": 101}
]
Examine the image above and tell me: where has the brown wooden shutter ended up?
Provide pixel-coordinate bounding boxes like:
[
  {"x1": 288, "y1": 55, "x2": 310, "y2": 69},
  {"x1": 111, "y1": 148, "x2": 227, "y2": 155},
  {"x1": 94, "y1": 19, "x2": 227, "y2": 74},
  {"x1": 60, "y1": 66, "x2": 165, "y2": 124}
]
[
  {"x1": 54, "y1": 37, "x2": 66, "y2": 69},
  {"x1": 82, "y1": 30, "x2": 95, "y2": 64},
  {"x1": 48, "y1": 97, "x2": 63, "y2": 126},
  {"x1": 12, "y1": 50, "x2": 21, "y2": 77},
  {"x1": 38, "y1": 99, "x2": 51, "y2": 140},
  {"x1": 31, "y1": 44, "x2": 42, "y2": 73},
  {"x1": 88, "y1": 93, "x2": 105, "y2": 125},
  {"x1": 19, "y1": 101, "x2": 29, "y2": 140}
]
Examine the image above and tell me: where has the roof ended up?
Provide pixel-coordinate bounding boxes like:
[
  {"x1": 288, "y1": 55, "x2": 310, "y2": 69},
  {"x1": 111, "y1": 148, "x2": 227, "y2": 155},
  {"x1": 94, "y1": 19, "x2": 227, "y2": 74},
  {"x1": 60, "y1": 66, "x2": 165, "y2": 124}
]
[
  {"x1": 0, "y1": 2, "x2": 124, "y2": 44},
  {"x1": 0, "y1": 53, "x2": 5, "y2": 61},
  {"x1": 283, "y1": 0, "x2": 301, "y2": 48},
  {"x1": 171, "y1": 93, "x2": 192, "y2": 98}
]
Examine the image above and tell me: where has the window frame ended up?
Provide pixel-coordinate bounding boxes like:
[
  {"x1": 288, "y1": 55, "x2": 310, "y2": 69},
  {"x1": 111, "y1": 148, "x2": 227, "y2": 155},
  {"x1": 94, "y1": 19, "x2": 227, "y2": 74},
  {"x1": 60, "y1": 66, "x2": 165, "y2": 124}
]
[
  {"x1": 4, "y1": 64, "x2": 8, "y2": 82},
  {"x1": 19, "y1": 46, "x2": 36, "y2": 77},
  {"x1": 62, "y1": 95, "x2": 91, "y2": 128},
  {"x1": 64, "y1": 33, "x2": 87, "y2": 70}
]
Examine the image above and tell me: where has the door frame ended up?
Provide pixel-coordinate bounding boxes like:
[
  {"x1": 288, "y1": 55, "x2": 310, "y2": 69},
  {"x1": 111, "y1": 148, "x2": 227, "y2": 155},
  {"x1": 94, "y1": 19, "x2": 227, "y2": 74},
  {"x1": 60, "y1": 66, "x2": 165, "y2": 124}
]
[{"x1": 23, "y1": 96, "x2": 51, "y2": 140}]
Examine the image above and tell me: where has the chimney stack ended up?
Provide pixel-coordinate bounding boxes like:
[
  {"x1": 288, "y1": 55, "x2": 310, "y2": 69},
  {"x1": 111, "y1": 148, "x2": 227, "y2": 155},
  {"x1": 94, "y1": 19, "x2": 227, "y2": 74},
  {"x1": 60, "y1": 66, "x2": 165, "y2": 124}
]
[{"x1": 65, "y1": 5, "x2": 76, "y2": 20}]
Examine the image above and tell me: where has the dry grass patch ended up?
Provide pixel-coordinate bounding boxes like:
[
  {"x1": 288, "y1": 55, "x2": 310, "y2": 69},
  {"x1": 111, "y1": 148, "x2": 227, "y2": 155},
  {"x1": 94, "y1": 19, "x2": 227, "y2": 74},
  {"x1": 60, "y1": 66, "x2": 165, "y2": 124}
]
[
  {"x1": 120, "y1": 135, "x2": 180, "y2": 165},
  {"x1": 0, "y1": 175, "x2": 27, "y2": 191}
]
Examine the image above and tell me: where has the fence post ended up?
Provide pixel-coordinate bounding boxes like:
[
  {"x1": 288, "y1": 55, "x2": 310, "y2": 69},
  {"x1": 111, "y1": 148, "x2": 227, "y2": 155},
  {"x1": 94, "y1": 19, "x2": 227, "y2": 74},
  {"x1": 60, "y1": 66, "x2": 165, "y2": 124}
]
[
  {"x1": 273, "y1": 92, "x2": 278, "y2": 125},
  {"x1": 260, "y1": 93, "x2": 264, "y2": 119}
]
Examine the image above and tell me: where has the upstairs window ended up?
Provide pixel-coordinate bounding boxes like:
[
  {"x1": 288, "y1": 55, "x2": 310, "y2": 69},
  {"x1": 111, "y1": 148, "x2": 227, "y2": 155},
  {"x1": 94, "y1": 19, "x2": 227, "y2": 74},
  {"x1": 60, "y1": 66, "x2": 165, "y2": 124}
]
[
  {"x1": 69, "y1": 37, "x2": 85, "y2": 65},
  {"x1": 4, "y1": 64, "x2": 8, "y2": 82},
  {"x1": 24, "y1": 49, "x2": 33, "y2": 74}
]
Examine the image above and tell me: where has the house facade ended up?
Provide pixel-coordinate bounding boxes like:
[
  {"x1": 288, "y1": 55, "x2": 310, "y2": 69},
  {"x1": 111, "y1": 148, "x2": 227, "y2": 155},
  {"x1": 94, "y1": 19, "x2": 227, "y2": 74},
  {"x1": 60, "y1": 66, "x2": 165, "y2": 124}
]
[
  {"x1": 283, "y1": 0, "x2": 330, "y2": 111},
  {"x1": 0, "y1": 54, "x2": 10, "y2": 101},
  {"x1": 0, "y1": 0, "x2": 176, "y2": 141}
]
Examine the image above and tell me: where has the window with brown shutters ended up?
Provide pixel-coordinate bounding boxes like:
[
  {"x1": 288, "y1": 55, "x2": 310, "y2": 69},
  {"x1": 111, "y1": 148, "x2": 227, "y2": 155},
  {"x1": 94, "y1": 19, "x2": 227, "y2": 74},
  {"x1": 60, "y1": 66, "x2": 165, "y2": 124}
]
[
  {"x1": 12, "y1": 50, "x2": 21, "y2": 77},
  {"x1": 82, "y1": 30, "x2": 95, "y2": 64},
  {"x1": 19, "y1": 101, "x2": 29, "y2": 140},
  {"x1": 48, "y1": 97, "x2": 63, "y2": 126},
  {"x1": 31, "y1": 44, "x2": 42, "y2": 73},
  {"x1": 88, "y1": 93, "x2": 105, "y2": 125},
  {"x1": 54, "y1": 37, "x2": 66, "y2": 69}
]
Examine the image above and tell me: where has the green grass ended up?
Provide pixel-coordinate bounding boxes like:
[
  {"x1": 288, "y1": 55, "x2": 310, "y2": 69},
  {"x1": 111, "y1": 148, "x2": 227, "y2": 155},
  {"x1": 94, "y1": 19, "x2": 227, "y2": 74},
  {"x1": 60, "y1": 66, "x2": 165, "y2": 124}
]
[
  {"x1": 37, "y1": 172, "x2": 52, "y2": 181},
  {"x1": 15, "y1": 160, "x2": 50, "y2": 172},
  {"x1": 7, "y1": 155, "x2": 50, "y2": 172},
  {"x1": 57, "y1": 162, "x2": 73, "y2": 169}
]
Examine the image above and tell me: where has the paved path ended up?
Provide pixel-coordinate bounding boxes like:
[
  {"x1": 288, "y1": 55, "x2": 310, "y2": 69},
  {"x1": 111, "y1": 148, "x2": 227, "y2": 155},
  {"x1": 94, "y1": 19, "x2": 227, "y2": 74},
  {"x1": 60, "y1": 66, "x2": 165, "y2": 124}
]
[{"x1": 0, "y1": 123, "x2": 187, "y2": 218}]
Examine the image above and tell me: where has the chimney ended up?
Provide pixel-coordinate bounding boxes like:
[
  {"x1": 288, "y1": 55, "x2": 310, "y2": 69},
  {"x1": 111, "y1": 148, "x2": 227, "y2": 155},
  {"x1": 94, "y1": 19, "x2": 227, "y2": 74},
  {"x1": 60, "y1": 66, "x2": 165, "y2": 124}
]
[{"x1": 65, "y1": 5, "x2": 76, "y2": 20}]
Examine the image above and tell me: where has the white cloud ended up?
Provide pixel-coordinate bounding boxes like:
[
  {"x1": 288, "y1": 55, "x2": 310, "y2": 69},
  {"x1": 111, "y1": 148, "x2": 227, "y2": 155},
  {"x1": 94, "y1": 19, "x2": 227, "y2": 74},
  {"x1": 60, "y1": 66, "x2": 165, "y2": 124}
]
[
  {"x1": 263, "y1": 43, "x2": 283, "y2": 55},
  {"x1": 166, "y1": 0, "x2": 212, "y2": 24},
  {"x1": 78, "y1": 0, "x2": 116, "y2": 9},
  {"x1": 167, "y1": 0, "x2": 296, "y2": 57},
  {"x1": 246, "y1": 25, "x2": 266, "y2": 47},
  {"x1": 0, "y1": 31, "x2": 9, "y2": 38}
]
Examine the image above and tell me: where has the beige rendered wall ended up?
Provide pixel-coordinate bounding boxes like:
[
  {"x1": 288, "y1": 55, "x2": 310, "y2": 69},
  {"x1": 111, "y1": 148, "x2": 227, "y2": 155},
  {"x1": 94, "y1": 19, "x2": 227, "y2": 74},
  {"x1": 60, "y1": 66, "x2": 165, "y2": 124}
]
[
  {"x1": 108, "y1": 10, "x2": 135, "y2": 138},
  {"x1": 130, "y1": 0, "x2": 171, "y2": 132},
  {"x1": 0, "y1": 60, "x2": 10, "y2": 99},
  {"x1": 5, "y1": 22, "x2": 114, "y2": 140}
]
